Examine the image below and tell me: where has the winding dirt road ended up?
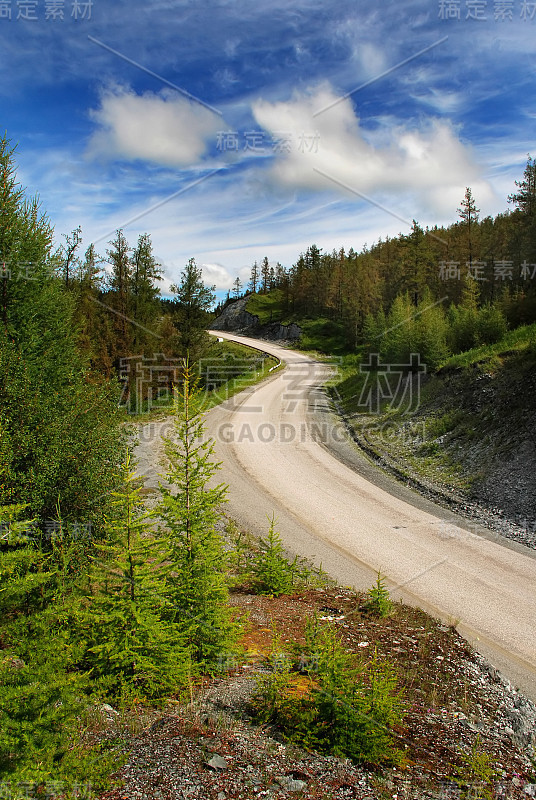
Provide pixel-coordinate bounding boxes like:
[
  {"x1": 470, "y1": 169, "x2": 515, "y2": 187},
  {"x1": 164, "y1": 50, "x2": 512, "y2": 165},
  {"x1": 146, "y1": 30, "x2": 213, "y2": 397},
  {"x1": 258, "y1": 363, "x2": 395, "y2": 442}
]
[{"x1": 203, "y1": 331, "x2": 536, "y2": 701}]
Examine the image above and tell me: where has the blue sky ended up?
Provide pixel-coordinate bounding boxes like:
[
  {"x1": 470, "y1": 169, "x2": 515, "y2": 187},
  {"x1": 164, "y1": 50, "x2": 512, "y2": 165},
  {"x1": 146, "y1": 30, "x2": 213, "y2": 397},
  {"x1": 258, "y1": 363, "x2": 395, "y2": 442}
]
[{"x1": 1, "y1": 0, "x2": 535, "y2": 296}]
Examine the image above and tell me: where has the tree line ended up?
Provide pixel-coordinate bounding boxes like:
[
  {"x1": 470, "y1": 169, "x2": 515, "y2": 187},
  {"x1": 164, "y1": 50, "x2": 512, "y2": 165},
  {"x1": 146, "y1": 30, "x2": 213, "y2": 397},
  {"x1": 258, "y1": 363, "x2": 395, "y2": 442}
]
[
  {"x1": 232, "y1": 159, "x2": 536, "y2": 357},
  {"x1": 0, "y1": 134, "x2": 236, "y2": 786}
]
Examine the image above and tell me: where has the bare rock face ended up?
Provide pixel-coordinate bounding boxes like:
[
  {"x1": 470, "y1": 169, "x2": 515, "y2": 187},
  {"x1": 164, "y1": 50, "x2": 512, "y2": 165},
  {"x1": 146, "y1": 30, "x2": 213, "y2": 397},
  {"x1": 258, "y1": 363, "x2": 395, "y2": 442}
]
[
  {"x1": 211, "y1": 297, "x2": 301, "y2": 342},
  {"x1": 211, "y1": 297, "x2": 260, "y2": 333}
]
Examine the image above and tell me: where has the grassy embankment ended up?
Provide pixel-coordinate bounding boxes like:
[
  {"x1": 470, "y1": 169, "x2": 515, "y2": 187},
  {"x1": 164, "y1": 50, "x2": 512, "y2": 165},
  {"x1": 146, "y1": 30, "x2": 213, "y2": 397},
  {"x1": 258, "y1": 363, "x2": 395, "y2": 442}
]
[
  {"x1": 246, "y1": 289, "x2": 348, "y2": 354},
  {"x1": 332, "y1": 323, "x2": 536, "y2": 501},
  {"x1": 123, "y1": 336, "x2": 281, "y2": 422},
  {"x1": 245, "y1": 291, "x2": 536, "y2": 511}
]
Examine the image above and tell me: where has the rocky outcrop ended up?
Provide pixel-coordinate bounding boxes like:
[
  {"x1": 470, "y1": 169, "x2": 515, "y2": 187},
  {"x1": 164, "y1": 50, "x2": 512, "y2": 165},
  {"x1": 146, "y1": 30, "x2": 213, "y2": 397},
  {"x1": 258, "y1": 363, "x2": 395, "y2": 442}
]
[
  {"x1": 257, "y1": 321, "x2": 301, "y2": 341},
  {"x1": 211, "y1": 297, "x2": 301, "y2": 342},
  {"x1": 212, "y1": 296, "x2": 260, "y2": 332}
]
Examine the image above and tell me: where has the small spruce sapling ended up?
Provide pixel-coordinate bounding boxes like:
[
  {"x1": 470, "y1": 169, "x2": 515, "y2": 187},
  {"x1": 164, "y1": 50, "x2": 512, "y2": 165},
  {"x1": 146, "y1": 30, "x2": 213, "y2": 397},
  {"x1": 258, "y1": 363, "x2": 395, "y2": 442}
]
[
  {"x1": 364, "y1": 571, "x2": 393, "y2": 618},
  {"x1": 82, "y1": 454, "x2": 190, "y2": 702},
  {"x1": 252, "y1": 514, "x2": 297, "y2": 596},
  {"x1": 156, "y1": 362, "x2": 235, "y2": 667}
]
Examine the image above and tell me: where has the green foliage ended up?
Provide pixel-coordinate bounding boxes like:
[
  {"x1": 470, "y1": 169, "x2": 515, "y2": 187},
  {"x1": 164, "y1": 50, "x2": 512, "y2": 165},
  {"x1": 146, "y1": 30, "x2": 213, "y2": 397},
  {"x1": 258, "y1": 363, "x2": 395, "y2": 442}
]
[
  {"x1": 131, "y1": 232, "x2": 162, "y2": 353},
  {"x1": 251, "y1": 515, "x2": 297, "y2": 596},
  {"x1": 80, "y1": 455, "x2": 191, "y2": 704},
  {"x1": 438, "y1": 321, "x2": 536, "y2": 370},
  {"x1": 251, "y1": 621, "x2": 404, "y2": 765},
  {"x1": 171, "y1": 258, "x2": 215, "y2": 361},
  {"x1": 0, "y1": 503, "x2": 89, "y2": 783},
  {"x1": 245, "y1": 288, "x2": 287, "y2": 325},
  {"x1": 364, "y1": 572, "x2": 393, "y2": 618},
  {"x1": 155, "y1": 363, "x2": 236, "y2": 667},
  {"x1": 0, "y1": 648, "x2": 84, "y2": 781},
  {"x1": 476, "y1": 304, "x2": 508, "y2": 345},
  {"x1": 452, "y1": 736, "x2": 500, "y2": 800},
  {"x1": 0, "y1": 136, "x2": 125, "y2": 531},
  {"x1": 242, "y1": 160, "x2": 536, "y2": 356}
]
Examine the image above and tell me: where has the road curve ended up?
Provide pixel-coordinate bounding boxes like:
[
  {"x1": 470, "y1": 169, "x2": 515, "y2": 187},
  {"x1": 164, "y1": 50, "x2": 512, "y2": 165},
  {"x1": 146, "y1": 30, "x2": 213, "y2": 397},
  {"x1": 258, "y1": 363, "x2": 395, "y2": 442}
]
[{"x1": 206, "y1": 330, "x2": 536, "y2": 701}]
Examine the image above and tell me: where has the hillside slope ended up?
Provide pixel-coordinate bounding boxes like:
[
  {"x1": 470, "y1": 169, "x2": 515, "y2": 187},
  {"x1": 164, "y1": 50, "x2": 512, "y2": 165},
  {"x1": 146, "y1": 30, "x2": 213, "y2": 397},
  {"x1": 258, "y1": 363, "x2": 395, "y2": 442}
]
[
  {"x1": 333, "y1": 328, "x2": 536, "y2": 545},
  {"x1": 211, "y1": 295, "x2": 301, "y2": 342},
  {"x1": 214, "y1": 298, "x2": 536, "y2": 543}
]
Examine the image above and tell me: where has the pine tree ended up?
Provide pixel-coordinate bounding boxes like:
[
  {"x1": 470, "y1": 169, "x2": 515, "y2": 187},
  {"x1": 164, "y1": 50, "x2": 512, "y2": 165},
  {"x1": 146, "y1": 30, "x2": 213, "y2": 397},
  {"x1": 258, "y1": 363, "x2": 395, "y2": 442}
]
[
  {"x1": 0, "y1": 499, "x2": 86, "y2": 780},
  {"x1": 59, "y1": 225, "x2": 82, "y2": 288},
  {"x1": 0, "y1": 136, "x2": 29, "y2": 335},
  {"x1": 457, "y1": 187, "x2": 480, "y2": 270},
  {"x1": 450, "y1": 274, "x2": 480, "y2": 351},
  {"x1": 171, "y1": 258, "x2": 215, "y2": 362},
  {"x1": 252, "y1": 515, "x2": 296, "y2": 596},
  {"x1": 155, "y1": 363, "x2": 235, "y2": 666},
  {"x1": 261, "y1": 256, "x2": 270, "y2": 293},
  {"x1": 106, "y1": 229, "x2": 132, "y2": 359},
  {"x1": 249, "y1": 260, "x2": 259, "y2": 294},
  {"x1": 73, "y1": 243, "x2": 105, "y2": 367},
  {"x1": 509, "y1": 155, "x2": 536, "y2": 263},
  {"x1": 131, "y1": 232, "x2": 162, "y2": 353},
  {"x1": 232, "y1": 275, "x2": 242, "y2": 299},
  {"x1": 415, "y1": 290, "x2": 449, "y2": 370},
  {"x1": 382, "y1": 294, "x2": 415, "y2": 364},
  {"x1": 0, "y1": 136, "x2": 124, "y2": 529},
  {"x1": 82, "y1": 455, "x2": 190, "y2": 702},
  {"x1": 509, "y1": 155, "x2": 536, "y2": 217}
]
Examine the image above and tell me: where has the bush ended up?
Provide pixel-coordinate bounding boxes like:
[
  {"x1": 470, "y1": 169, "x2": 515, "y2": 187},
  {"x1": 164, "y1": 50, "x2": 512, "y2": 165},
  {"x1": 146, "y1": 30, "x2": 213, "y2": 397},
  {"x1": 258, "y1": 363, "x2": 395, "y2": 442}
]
[
  {"x1": 363, "y1": 572, "x2": 393, "y2": 618},
  {"x1": 251, "y1": 515, "x2": 297, "y2": 596},
  {"x1": 476, "y1": 305, "x2": 508, "y2": 345},
  {"x1": 251, "y1": 620, "x2": 405, "y2": 765}
]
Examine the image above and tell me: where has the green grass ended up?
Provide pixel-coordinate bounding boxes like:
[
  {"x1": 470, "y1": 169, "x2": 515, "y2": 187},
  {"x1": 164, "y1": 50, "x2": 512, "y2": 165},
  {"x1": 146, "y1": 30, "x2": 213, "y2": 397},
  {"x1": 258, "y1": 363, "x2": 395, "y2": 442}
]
[
  {"x1": 245, "y1": 289, "x2": 289, "y2": 325},
  {"x1": 439, "y1": 322, "x2": 536, "y2": 370},
  {"x1": 296, "y1": 317, "x2": 348, "y2": 355},
  {"x1": 124, "y1": 337, "x2": 281, "y2": 421},
  {"x1": 245, "y1": 293, "x2": 350, "y2": 355}
]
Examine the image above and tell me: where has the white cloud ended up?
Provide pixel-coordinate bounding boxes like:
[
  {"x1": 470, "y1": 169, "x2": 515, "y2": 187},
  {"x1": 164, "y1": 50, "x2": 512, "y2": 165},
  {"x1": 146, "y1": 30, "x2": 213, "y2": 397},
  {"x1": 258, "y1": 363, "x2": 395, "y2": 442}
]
[
  {"x1": 200, "y1": 262, "x2": 235, "y2": 290},
  {"x1": 87, "y1": 86, "x2": 223, "y2": 167},
  {"x1": 251, "y1": 85, "x2": 498, "y2": 217}
]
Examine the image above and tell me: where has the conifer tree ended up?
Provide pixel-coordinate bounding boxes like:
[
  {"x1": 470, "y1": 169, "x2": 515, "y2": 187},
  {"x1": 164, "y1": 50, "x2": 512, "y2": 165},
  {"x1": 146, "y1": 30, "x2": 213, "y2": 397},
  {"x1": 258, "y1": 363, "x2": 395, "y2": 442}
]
[
  {"x1": 457, "y1": 187, "x2": 480, "y2": 270},
  {"x1": 509, "y1": 155, "x2": 536, "y2": 217},
  {"x1": 156, "y1": 363, "x2": 235, "y2": 666},
  {"x1": 73, "y1": 242, "x2": 105, "y2": 367},
  {"x1": 0, "y1": 499, "x2": 86, "y2": 780},
  {"x1": 509, "y1": 155, "x2": 536, "y2": 262},
  {"x1": 106, "y1": 229, "x2": 132, "y2": 359},
  {"x1": 171, "y1": 257, "x2": 215, "y2": 362},
  {"x1": 82, "y1": 455, "x2": 190, "y2": 702},
  {"x1": 415, "y1": 290, "x2": 449, "y2": 370},
  {"x1": 249, "y1": 260, "x2": 259, "y2": 293},
  {"x1": 232, "y1": 275, "x2": 242, "y2": 299},
  {"x1": 261, "y1": 256, "x2": 270, "y2": 293},
  {"x1": 450, "y1": 274, "x2": 480, "y2": 351},
  {"x1": 59, "y1": 225, "x2": 82, "y2": 288},
  {"x1": 131, "y1": 232, "x2": 162, "y2": 353},
  {"x1": 382, "y1": 294, "x2": 415, "y2": 364},
  {"x1": 0, "y1": 135, "x2": 124, "y2": 529}
]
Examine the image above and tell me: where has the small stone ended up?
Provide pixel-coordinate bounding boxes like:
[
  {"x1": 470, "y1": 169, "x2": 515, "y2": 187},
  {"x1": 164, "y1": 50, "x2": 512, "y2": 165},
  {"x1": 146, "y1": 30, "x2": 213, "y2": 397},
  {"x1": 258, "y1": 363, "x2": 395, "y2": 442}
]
[
  {"x1": 287, "y1": 779, "x2": 307, "y2": 792},
  {"x1": 217, "y1": 793, "x2": 226, "y2": 800},
  {"x1": 207, "y1": 754, "x2": 228, "y2": 770},
  {"x1": 524, "y1": 786, "x2": 536, "y2": 798},
  {"x1": 101, "y1": 703, "x2": 119, "y2": 716}
]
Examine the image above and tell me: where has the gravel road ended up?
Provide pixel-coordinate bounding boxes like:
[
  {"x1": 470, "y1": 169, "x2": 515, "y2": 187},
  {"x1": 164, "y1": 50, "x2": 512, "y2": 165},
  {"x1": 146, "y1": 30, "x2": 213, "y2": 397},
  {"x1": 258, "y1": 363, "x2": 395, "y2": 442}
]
[{"x1": 134, "y1": 331, "x2": 536, "y2": 702}]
